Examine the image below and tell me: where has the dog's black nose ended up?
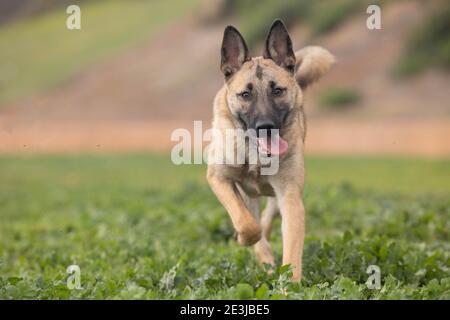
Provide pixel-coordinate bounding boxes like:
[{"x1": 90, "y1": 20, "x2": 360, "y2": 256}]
[{"x1": 255, "y1": 120, "x2": 275, "y2": 137}]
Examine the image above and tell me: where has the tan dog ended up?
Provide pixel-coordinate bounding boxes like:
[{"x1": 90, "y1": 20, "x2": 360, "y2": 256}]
[{"x1": 207, "y1": 20, "x2": 334, "y2": 281}]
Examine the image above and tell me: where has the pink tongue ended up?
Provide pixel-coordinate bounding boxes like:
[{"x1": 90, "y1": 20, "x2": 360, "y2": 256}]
[{"x1": 258, "y1": 135, "x2": 288, "y2": 156}]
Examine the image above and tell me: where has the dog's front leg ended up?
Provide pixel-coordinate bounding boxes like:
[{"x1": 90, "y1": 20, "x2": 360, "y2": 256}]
[
  {"x1": 276, "y1": 185, "x2": 305, "y2": 281},
  {"x1": 207, "y1": 173, "x2": 261, "y2": 246}
]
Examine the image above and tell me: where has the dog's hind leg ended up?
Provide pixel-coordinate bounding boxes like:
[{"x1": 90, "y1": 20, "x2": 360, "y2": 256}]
[
  {"x1": 254, "y1": 197, "x2": 278, "y2": 267},
  {"x1": 260, "y1": 197, "x2": 279, "y2": 240}
]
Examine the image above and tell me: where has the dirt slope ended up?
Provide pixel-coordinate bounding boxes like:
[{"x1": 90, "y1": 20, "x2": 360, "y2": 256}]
[{"x1": 0, "y1": 1, "x2": 449, "y2": 156}]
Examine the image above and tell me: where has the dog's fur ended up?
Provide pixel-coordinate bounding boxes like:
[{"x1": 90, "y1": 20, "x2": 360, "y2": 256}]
[{"x1": 207, "y1": 20, "x2": 334, "y2": 281}]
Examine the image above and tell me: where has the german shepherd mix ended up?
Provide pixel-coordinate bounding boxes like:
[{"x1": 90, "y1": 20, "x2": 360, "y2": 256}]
[{"x1": 207, "y1": 20, "x2": 334, "y2": 281}]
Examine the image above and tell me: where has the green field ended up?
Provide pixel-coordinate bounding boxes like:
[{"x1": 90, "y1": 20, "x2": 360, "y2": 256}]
[{"x1": 0, "y1": 154, "x2": 449, "y2": 299}]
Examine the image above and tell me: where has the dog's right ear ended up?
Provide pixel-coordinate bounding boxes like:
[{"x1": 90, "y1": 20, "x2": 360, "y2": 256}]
[{"x1": 221, "y1": 26, "x2": 250, "y2": 79}]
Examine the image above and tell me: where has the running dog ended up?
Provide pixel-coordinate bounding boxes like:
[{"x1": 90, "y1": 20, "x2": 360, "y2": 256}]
[{"x1": 207, "y1": 20, "x2": 334, "y2": 280}]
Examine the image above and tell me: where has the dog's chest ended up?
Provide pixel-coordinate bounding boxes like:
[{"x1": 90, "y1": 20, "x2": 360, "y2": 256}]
[{"x1": 236, "y1": 167, "x2": 275, "y2": 197}]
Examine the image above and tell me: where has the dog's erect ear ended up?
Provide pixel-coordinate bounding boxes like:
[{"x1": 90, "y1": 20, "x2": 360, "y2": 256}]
[
  {"x1": 221, "y1": 26, "x2": 250, "y2": 79},
  {"x1": 294, "y1": 46, "x2": 335, "y2": 89},
  {"x1": 263, "y1": 19, "x2": 296, "y2": 73}
]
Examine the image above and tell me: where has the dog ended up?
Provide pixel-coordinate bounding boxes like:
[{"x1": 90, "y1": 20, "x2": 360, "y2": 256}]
[{"x1": 207, "y1": 19, "x2": 334, "y2": 281}]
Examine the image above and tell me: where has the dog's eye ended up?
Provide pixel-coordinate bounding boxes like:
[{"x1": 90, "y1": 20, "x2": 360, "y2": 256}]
[
  {"x1": 273, "y1": 87, "x2": 286, "y2": 97},
  {"x1": 239, "y1": 91, "x2": 252, "y2": 100}
]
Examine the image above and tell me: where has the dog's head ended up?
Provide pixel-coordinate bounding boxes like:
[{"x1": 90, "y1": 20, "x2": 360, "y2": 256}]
[{"x1": 220, "y1": 19, "x2": 334, "y2": 155}]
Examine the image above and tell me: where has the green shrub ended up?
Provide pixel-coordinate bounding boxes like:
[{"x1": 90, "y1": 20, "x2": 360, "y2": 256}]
[
  {"x1": 309, "y1": 0, "x2": 361, "y2": 35},
  {"x1": 395, "y1": 2, "x2": 450, "y2": 77},
  {"x1": 319, "y1": 87, "x2": 361, "y2": 109},
  {"x1": 228, "y1": 0, "x2": 364, "y2": 47},
  {"x1": 231, "y1": 0, "x2": 313, "y2": 47}
]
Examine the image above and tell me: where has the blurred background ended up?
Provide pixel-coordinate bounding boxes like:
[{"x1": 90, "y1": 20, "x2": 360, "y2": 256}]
[
  {"x1": 0, "y1": 0, "x2": 449, "y2": 156},
  {"x1": 1, "y1": 1, "x2": 450, "y2": 300}
]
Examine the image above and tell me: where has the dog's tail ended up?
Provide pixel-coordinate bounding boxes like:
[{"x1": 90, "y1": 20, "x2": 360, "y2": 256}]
[{"x1": 294, "y1": 46, "x2": 335, "y2": 89}]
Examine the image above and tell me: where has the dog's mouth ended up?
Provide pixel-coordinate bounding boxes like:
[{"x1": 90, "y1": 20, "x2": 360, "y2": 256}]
[{"x1": 257, "y1": 133, "x2": 288, "y2": 156}]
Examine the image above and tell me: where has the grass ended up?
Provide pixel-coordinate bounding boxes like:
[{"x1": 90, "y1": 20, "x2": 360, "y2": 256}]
[
  {"x1": 0, "y1": 154, "x2": 449, "y2": 299},
  {"x1": 0, "y1": 0, "x2": 201, "y2": 105},
  {"x1": 319, "y1": 87, "x2": 361, "y2": 109}
]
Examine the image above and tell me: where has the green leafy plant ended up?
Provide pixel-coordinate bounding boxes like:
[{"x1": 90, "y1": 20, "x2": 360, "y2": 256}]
[{"x1": 0, "y1": 154, "x2": 449, "y2": 299}]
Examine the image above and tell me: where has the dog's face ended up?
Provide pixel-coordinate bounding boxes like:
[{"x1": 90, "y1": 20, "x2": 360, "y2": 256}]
[
  {"x1": 221, "y1": 20, "x2": 299, "y2": 136},
  {"x1": 220, "y1": 20, "x2": 335, "y2": 156}
]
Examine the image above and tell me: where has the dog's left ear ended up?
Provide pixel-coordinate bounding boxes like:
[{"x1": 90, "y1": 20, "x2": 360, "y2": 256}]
[{"x1": 263, "y1": 19, "x2": 296, "y2": 74}]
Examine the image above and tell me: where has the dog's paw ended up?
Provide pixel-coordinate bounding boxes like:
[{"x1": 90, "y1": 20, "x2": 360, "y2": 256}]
[{"x1": 235, "y1": 223, "x2": 261, "y2": 246}]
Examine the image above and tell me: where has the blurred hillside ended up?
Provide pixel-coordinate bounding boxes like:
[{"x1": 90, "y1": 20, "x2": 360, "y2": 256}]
[
  {"x1": 0, "y1": 0, "x2": 78, "y2": 25},
  {"x1": 0, "y1": 0, "x2": 449, "y2": 155}
]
